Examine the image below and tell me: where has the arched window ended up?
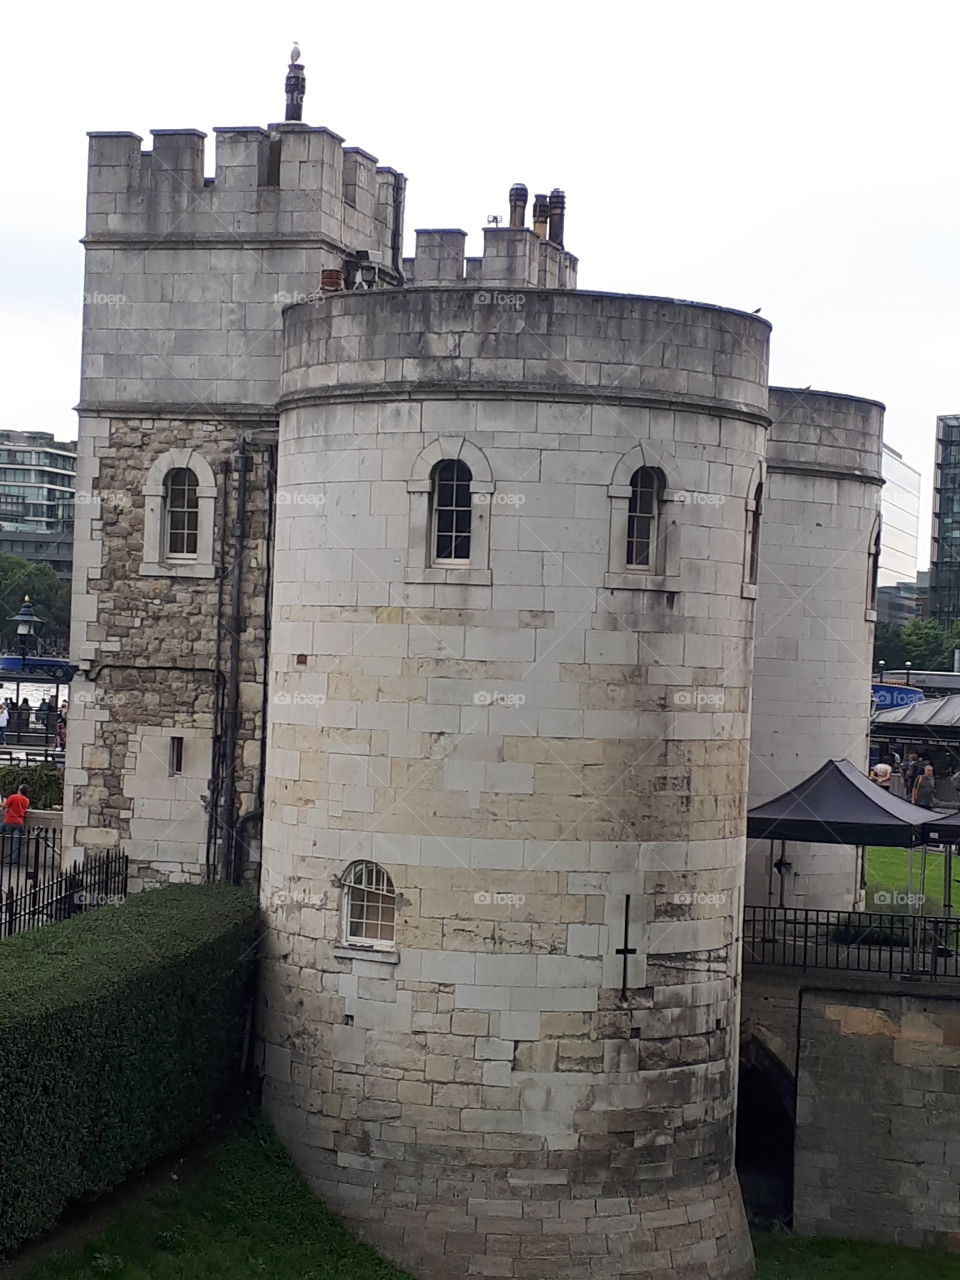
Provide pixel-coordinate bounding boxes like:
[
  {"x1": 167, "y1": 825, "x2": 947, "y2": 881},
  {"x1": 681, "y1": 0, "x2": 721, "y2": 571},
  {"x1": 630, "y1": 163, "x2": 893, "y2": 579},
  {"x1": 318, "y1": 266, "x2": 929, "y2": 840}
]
[
  {"x1": 747, "y1": 482, "x2": 763, "y2": 585},
  {"x1": 626, "y1": 467, "x2": 662, "y2": 569},
  {"x1": 163, "y1": 468, "x2": 199, "y2": 559},
  {"x1": 341, "y1": 861, "x2": 396, "y2": 948},
  {"x1": 431, "y1": 459, "x2": 472, "y2": 564}
]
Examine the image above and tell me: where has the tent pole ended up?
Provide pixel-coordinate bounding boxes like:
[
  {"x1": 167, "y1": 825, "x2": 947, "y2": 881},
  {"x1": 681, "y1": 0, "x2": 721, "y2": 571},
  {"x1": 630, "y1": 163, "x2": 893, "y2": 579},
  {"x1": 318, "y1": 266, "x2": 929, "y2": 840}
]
[
  {"x1": 946, "y1": 844, "x2": 954, "y2": 918},
  {"x1": 767, "y1": 839, "x2": 775, "y2": 907}
]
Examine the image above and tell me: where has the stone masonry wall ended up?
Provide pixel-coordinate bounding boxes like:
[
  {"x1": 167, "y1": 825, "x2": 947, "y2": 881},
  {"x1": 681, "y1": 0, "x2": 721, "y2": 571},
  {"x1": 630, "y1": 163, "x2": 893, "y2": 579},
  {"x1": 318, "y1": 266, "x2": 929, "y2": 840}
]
[
  {"x1": 257, "y1": 287, "x2": 770, "y2": 1279},
  {"x1": 63, "y1": 416, "x2": 272, "y2": 885},
  {"x1": 795, "y1": 987, "x2": 960, "y2": 1250}
]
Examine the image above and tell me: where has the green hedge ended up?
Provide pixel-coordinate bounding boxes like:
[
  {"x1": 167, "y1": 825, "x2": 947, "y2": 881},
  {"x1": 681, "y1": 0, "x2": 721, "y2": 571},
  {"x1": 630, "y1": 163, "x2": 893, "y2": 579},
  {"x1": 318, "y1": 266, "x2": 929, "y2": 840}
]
[
  {"x1": 0, "y1": 760, "x2": 64, "y2": 810},
  {"x1": 0, "y1": 883, "x2": 258, "y2": 1257}
]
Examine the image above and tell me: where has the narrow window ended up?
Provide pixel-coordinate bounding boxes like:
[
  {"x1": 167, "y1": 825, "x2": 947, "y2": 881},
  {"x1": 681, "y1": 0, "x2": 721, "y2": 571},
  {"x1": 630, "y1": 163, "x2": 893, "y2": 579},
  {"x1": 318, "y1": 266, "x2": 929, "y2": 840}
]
[
  {"x1": 431, "y1": 459, "x2": 472, "y2": 564},
  {"x1": 342, "y1": 861, "x2": 396, "y2": 948},
  {"x1": 169, "y1": 736, "x2": 184, "y2": 775},
  {"x1": 163, "y1": 468, "x2": 199, "y2": 559},
  {"x1": 868, "y1": 520, "x2": 881, "y2": 610},
  {"x1": 626, "y1": 467, "x2": 660, "y2": 569},
  {"x1": 748, "y1": 482, "x2": 763, "y2": 585}
]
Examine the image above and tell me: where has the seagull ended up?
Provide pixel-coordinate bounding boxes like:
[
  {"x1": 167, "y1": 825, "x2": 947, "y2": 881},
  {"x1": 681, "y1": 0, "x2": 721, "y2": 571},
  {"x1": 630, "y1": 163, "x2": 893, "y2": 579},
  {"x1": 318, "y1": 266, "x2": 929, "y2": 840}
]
[{"x1": 291, "y1": 42, "x2": 301, "y2": 63}]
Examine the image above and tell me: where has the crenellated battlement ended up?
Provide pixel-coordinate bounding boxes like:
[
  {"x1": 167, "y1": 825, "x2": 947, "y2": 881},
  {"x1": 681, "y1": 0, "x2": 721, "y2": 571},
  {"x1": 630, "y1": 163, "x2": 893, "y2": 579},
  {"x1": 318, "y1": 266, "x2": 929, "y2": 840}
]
[
  {"x1": 85, "y1": 123, "x2": 404, "y2": 255},
  {"x1": 403, "y1": 223, "x2": 577, "y2": 290}
]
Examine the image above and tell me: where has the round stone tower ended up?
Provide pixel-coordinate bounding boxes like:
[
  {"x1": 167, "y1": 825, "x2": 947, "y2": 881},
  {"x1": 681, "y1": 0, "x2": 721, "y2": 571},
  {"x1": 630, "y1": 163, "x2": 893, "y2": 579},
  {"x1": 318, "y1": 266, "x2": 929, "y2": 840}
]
[
  {"x1": 747, "y1": 388, "x2": 883, "y2": 910},
  {"x1": 258, "y1": 286, "x2": 770, "y2": 1280}
]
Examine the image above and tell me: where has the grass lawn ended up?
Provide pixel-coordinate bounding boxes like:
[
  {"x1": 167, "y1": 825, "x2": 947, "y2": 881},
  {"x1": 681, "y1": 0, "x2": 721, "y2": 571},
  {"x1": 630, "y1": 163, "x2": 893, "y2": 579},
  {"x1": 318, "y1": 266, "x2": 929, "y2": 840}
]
[
  {"x1": 754, "y1": 1231, "x2": 960, "y2": 1277},
  {"x1": 866, "y1": 844, "x2": 950, "y2": 912},
  {"x1": 10, "y1": 1120, "x2": 960, "y2": 1280},
  {"x1": 15, "y1": 1120, "x2": 412, "y2": 1280}
]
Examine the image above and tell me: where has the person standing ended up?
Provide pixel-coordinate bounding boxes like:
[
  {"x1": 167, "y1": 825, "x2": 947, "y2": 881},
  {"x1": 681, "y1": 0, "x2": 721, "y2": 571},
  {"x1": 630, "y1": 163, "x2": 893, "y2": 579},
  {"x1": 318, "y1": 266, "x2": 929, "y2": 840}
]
[
  {"x1": 912, "y1": 764, "x2": 937, "y2": 809},
  {"x1": 1, "y1": 783, "x2": 30, "y2": 865},
  {"x1": 0, "y1": 703, "x2": 9, "y2": 746},
  {"x1": 903, "y1": 752, "x2": 921, "y2": 797}
]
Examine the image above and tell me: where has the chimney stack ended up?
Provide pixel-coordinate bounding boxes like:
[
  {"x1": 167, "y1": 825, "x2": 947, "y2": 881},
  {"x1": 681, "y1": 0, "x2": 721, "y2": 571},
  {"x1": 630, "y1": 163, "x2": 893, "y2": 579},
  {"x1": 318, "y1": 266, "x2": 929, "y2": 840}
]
[
  {"x1": 508, "y1": 183, "x2": 528, "y2": 229},
  {"x1": 532, "y1": 193, "x2": 549, "y2": 239},
  {"x1": 548, "y1": 189, "x2": 566, "y2": 247},
  {"x1": 285, "y1": 44, "x2": 305, "y2": 122}
]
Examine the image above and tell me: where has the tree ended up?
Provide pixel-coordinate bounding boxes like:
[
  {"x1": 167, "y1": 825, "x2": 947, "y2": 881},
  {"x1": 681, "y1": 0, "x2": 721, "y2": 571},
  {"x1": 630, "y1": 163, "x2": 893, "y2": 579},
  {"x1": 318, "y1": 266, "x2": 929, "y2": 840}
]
[
  {"x1": 873, "y1": 621, "x2": 906, "y2": 670},
  {"x1": 901, "y1": 617, "x2": 951, "y2": 671},
  {"x1": 0, "y1": 555, "x2": 70, "y2": 654}
]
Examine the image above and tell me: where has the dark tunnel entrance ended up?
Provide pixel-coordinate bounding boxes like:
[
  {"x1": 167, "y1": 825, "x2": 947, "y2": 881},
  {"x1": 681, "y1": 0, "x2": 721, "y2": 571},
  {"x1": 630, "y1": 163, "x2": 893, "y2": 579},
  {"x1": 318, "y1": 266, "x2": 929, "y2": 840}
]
[{"x1": 736, "y1": 1040, "x2": 795, "y2": 1227}]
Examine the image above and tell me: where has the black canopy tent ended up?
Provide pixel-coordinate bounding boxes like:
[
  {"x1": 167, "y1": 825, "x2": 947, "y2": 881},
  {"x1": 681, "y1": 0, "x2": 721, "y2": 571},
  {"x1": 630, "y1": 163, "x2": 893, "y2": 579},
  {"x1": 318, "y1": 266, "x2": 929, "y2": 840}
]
[
  {"x1": 747, "y1": 758, "x2": 937, "y2": 848},
  {"x1": 747, "y1": 758, "x2": 956, "y2": 909}
]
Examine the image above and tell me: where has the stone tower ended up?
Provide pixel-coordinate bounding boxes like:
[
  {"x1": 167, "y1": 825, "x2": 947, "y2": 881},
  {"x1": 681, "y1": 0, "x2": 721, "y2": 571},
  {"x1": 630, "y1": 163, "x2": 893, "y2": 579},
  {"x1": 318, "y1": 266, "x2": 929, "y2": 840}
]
[
  {"x1": 746, "y1": 388, "x2": 883, "y2": 909},
  {"x1": 258, "y1": 275, "x2": 769, "y2": 1278},
  {"x1": 64, "y1": 65, "x2": 406, "y2": 886}
]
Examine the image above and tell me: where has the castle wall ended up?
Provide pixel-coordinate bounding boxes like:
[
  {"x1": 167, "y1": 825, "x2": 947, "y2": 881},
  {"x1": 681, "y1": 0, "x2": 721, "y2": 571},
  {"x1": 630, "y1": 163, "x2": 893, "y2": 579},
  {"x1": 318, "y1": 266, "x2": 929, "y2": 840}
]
[
  {"x1": 66, "y1": 123, "x2": 403, "y2": 884},
  {"x1": 747, "y1": 389, "x2": 883, "y2": 910},
  {"x1": 257, "y1": 286, "x2": 770, "y2": 1279}
]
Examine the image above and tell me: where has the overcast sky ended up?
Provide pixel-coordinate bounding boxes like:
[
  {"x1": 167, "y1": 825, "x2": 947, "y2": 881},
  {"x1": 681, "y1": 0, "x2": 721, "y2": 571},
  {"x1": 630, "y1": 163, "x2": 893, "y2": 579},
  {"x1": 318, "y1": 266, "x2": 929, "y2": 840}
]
[{"x1": 2, "y1": 0, "x2": 955, "y2": 567}]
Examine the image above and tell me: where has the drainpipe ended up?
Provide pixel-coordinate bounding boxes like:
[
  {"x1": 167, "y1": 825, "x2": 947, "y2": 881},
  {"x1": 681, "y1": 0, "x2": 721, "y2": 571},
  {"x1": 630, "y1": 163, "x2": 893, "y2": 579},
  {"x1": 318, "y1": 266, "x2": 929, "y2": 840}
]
[
  {"x1": 391, "y1": 173, "x2": 406, "y2": 285},
  {"x1": 219, "y1": 440, "x2": 251, "y2": 884},
  {"x1": 206, "y1": 458, "x2": 231, "y2": 881}
]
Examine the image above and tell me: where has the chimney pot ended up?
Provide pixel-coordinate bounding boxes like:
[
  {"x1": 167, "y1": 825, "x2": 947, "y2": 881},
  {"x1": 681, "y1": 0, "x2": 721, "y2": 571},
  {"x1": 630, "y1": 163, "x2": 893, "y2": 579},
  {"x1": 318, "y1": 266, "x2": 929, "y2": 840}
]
[{"x1": 508, "y1": 183, "x2": 528, "y2": 229}]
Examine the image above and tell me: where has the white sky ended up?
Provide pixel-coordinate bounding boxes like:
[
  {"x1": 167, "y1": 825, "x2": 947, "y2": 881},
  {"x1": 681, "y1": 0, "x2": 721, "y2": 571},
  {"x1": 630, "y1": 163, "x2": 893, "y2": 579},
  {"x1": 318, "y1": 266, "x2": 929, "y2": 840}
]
[{"x1": 2, "y1": 0, "x2": 956, "y2": 568}]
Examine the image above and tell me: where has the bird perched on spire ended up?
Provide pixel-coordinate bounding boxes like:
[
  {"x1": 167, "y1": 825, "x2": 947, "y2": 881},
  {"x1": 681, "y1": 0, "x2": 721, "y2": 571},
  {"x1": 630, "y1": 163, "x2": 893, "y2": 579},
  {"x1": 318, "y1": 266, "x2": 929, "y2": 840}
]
[{"x1": 291, "y1": 42, "x2": 301, "y2": 64}]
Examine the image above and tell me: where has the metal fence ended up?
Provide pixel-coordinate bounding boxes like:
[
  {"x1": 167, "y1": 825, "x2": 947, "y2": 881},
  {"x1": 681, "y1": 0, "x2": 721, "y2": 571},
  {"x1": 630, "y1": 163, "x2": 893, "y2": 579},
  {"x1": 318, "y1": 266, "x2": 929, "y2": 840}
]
[
  {"x1": 1, "y1": 850, "x2": 128, "y2": 939},
  {"x1": 0, "y1": 825, "x2": 61, "y2": 900},
  {"x1": 744, "y1": 905, "x2": 960, "y2": 982}
]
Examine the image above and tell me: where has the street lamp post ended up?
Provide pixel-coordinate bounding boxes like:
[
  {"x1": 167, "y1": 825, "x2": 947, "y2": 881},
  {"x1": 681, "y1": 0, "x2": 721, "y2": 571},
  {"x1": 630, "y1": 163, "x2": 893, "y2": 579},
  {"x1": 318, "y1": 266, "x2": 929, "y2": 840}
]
[
  {"x1": 9, "y1": 596, "x2": 42, "y2": 748},
  {"x1": 905, "y1": 661, "x2": 912, "y2": 687}
]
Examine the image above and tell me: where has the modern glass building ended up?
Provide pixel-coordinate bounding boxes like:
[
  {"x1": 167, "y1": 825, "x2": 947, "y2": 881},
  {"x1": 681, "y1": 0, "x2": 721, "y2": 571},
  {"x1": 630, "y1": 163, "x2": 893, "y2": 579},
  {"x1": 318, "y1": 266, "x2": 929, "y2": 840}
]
[
  {"x1": 0, "y1": 431, "x2": 77, "y2": 578},
  {"x1": 879, "y1": 443, "x2": 921, "y2": 588},
  {"x1": 930, "y1": 415, "x2": 960, "y2": 628}
]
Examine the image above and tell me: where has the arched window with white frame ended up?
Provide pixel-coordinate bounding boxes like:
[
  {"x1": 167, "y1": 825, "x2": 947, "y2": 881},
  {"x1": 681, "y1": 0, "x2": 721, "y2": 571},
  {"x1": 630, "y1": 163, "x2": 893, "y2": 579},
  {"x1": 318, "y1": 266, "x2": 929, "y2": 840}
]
[
  {"x1": 606, "y1": 451, "x2": 679, "y2": 590},
  {"x1": 163, "y1": 467, "x2": 199, "y2": 559},
  {"x1": 341, "y1": 861, "x2": 397, "y2": 949},
  {"x1": 140, "y1": 448, "x2": 217, "y2": 579},
  {"x1": 405, "y1": 439, "x2": 493, "y2": 586},
  {"x1": 431, "y1": 459, "x2": 472, "y2": 564}
]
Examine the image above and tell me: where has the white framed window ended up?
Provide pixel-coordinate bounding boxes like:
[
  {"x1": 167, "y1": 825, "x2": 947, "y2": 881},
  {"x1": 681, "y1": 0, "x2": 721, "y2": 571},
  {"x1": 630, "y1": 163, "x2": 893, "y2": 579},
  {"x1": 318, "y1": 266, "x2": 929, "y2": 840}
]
[
  {"x1": 341, "y1": 861, "x2": 396, "y2": 949},
  {"x1": 406, "y1": 438, "x2": 493, "y2": 585},
  {"x1": 139, "y1": 448, "x2": 217, "y2": 579},
  {"x1": 605, "y1": 450, "x2": 679, "y2": 591},
  {"x1": 163, "y1": 468, "x2": 199, "y2": 559},
  {"x1": 431, "y1": 459, "x2": 472, "y2": 564}
]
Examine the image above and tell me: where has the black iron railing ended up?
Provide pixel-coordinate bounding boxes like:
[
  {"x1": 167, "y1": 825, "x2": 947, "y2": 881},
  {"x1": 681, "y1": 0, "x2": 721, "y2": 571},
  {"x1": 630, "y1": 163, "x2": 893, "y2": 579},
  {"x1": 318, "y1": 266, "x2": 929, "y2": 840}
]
[
  {"x1": 744, "y1": 905, "x2": 960, "y2": 982},
  {"x1": 1, "y1": 850, "x2": 128, "y2": 939},
  {"x1": 0, "y1": 825, "x2": 61, "y2": 900}
]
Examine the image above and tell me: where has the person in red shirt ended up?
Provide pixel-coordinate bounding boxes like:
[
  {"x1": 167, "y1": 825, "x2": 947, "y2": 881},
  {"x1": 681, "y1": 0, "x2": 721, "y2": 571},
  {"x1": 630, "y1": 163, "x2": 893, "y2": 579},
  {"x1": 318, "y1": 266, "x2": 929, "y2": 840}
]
[{"x1": 2, "y1": 784, "x2": 30, "y2": 865}]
